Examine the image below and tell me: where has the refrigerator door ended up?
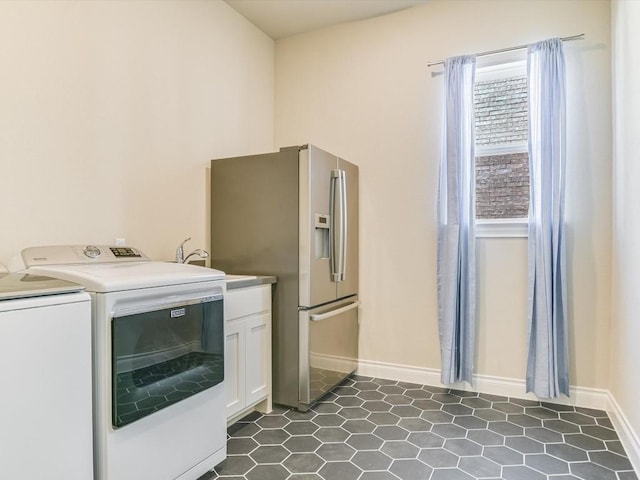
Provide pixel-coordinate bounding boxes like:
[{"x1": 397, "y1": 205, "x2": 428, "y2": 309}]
[
  {"x1": 299, "y1": 145, "x2": 340, "y2": 308},
  {"x1": 299, "y1": 296, "x2": 359, "y2": 410},
  {"x1": 337, "y1": 158, "x2": 359, "y2": 300}
]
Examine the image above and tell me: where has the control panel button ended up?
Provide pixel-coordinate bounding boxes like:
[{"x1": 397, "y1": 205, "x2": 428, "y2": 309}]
[{"x1": 83, "y1": 245, "x2": 101, "y2": 258}]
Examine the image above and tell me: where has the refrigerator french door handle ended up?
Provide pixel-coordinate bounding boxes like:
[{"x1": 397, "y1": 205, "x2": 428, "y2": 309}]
[
  {"x1": 339, "y1": 169, "x2": 348, "y2": 282},
  {"x1": 330, "y1": 170, "x2": 340, "y2": 282},
  {"x1": 309, "y1": 301, "x2": 360, "y2": 321}
]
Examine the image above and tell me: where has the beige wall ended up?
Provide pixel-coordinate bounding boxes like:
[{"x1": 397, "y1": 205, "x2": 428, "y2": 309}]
[
  {"x1": 611, "y1": 0, "x2": 640, "y2": 452},
  {"x1": 0, "y1": 0, "x2": 274, "y2": 264},
  {"x1": 275, "y1": 0, "x2": 612, "y2": 390}
]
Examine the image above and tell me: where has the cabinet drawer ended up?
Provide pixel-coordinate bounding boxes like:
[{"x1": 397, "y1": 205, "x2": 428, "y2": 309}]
[{"x1": 225, "y1": 285, "x2": 271, "y2": 321}]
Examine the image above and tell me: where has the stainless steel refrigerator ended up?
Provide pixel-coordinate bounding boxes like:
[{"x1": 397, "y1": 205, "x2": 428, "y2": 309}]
[{"x1": 210, "y1": 144, "x2": 359, "y2": 411}]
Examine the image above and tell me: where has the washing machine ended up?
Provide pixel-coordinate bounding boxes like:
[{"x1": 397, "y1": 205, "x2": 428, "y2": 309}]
[
  {"x1": 0, "y1": 270, "x2": 93, "y2": 480},
  {"x1": 14, "y1": 245, "x2": 227, "y2": 480}
]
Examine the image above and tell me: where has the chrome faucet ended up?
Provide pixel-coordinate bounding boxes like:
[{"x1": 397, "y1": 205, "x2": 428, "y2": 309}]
[
  {"x1": 176, "y1": 237, "x2": 209, "y2": 264},
  {"x1": 176, "y1": 237, "x2": 191, "y2": 263},
  {"x1": 183, "y1": 249, "x2": 209, "y2": 264}
]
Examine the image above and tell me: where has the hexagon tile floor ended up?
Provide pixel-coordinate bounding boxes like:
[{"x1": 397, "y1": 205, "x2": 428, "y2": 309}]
[{"x1": 200, "y1": 375, "x2": 638, "y2": 480}]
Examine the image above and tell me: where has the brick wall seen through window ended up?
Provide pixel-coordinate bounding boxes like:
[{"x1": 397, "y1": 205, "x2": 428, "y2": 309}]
[{"x1": 474, "y1": 74, "x2": 530, "y2": 219}]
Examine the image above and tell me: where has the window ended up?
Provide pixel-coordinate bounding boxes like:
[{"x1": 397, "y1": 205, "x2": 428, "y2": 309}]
[{"x1": 474, "y1": 60, "x2": 529, "y2": 237}]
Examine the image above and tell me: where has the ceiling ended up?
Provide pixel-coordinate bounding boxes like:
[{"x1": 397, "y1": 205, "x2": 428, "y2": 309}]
[{"x1": 225, "y1": 0, "x2": 428, "y2": 40}]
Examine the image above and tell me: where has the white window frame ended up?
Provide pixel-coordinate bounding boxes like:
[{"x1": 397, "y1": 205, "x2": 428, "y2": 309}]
[{"x1": 475, "y1": 59, "x2": 528, "y2": 238}]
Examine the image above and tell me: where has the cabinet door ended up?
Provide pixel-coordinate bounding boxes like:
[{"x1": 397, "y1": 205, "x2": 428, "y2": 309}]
[
  {"x1": 225, "y1": 320, "x2": 246, "y2": 418},
  {"x1": 245, "y1": 312, "x2": 270, "y2": 406}
]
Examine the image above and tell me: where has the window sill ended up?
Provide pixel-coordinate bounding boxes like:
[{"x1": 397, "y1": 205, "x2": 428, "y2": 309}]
[{"x1": 476, "y1": 219, "x2": 528, "y2": 238}]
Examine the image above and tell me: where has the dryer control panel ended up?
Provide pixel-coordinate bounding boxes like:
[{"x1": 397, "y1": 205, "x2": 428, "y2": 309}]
[{"x1": 21, "y1": 245, "x2": 150, "y2": 267}]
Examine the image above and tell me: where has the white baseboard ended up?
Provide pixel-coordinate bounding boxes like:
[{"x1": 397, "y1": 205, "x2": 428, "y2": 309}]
[
  {"x1": 607, "y1": 394, "x2": 640, "y2": 473},
  {"x1": 356, "y1": 358, "x2": 609, "y2": 410},
  {"x1": 356, "y1": 358, "x2": 639, "y2": 472}
]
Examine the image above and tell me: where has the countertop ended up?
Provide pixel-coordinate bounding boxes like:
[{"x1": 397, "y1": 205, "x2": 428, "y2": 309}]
[{"x1": 225, "y1": 274, "x2": 277, "y2": 290}]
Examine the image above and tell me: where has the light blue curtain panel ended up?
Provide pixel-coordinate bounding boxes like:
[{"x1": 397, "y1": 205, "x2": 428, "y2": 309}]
[
  {"x1": 526, "y1": 38, "x2": 569, "y2": 398},
  {"x1": 437, "y1": 55, "x2": 477, "y2": 385}
]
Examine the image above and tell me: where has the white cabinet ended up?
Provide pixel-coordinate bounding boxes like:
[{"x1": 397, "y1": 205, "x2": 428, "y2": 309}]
[{"x1": 225, "y1": 283, "x2": 272, "y2": 422}]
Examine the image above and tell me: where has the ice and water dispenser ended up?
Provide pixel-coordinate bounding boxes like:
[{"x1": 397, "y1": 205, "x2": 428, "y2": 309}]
[{"x1": 314, "y1": 213, "x2": 330, "y2": 259}]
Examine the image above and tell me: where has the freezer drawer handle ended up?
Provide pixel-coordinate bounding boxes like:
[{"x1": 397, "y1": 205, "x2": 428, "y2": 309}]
[{"x1": 309, "y1": 301, "x2": 360, "y2": 321}]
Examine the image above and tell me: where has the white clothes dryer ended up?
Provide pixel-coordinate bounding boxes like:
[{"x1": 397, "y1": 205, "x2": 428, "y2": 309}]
[{"x1": 16, "y1": 245, "x2": 227, "y2": 480}]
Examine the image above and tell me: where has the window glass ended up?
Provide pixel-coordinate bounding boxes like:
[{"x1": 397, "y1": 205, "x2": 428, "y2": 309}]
[{"x1": 474, "y1": 62, "x2": 529, "y2": 222}]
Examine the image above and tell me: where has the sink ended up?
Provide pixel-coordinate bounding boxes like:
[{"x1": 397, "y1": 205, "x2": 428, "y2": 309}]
[{"x1": 225, "y1": 275, "x2": 258, "y2": 283}]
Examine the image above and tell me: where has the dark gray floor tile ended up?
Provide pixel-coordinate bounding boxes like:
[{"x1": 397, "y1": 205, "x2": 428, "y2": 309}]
[
  {"x1": 214, "y1": 456, "x2": 256, "y2": 475},
  {"x1": 564, "y1": 432, "x2": 606, "y2": 451},
  {"x1": 525, "y1": 452, "x2": 570, "y2": 474},
  {"x1": 282, "y1": 452, "x2": 324, "y2": 474},
  {"x1": 411, "y1": 398, "x2": 443, "y2": 410},
  {"x1": 526, "y1": 406, "x2": 560, "y2": 419},
  {"x1": 524, "y1": 426, "x2": 563, "y2": 443},
  {"x1": 474, "y1": 408, "x2": 507, "y2": 422},
  {"x1": 581, "y1": 424, "x2": 619, "y2": 440},
  {"x1": 430, "y1": 468, "x2": 474, "y2": 480},
  {"x1": 358, "y1": 390, "x2": 386, "y2": 401},
  {"x1": 589, "y1": 450, "x2": 634, "y2": 471},
  {"x1": 285, "y1": 421, "x2": 319, "y2": 435},
  {"x1": 316, "y1": 443, "x2": 356, "y2": 461},
  {"x1": 421, "y1": 410, "x2": 455, "y2": 424},
  {"x1": 312, "y1": 426, "x2": 349, "y2": 442},
  {"x1": 249, "y1": 445, "x2": 289, "y2": 463},
  {"x1": 384, "y1": 394, "x2": 414, "y2": 406},
  {"x1": 570, "y1": 461, "x2": 619, "y2": 480},
  {"x1": 442, "y1": 403, "x2": 473, "y2": 416},
  {"x1": 359, "y1": 472, "x2": 402, "y2": 480},
  {"x1": 216, "y1": 375, "x2": 637, "y2": 480},
  {"x1": 432, "y1": 393, "x2": 463, "y2": 404},
  {"x1": 502, "y1": 465, "x2": 546, "y2": 480},
  {"x1": 318, "y1": 461, "x2": 362, "y2": 480},
  {"x1": 545, "y1": 442, "x2": 589, "y2": 462},
  {"x1": 397, "y1": 417, "x2": 431, "y2": 432},
  {"x1": 282, "y1": 435, "x2": 321, "y2": 453},
  {"x1": 245, "y1": 464, "x2": 289, "y2": 480},
  {"x1": 367, "y1": 412, "x2": 400, "y2": 425},
  {"x1": 493, "y1": 402, "x2": 525, "y2": 414},
  {"x1": 483, "y1": 445, "x2": 524, "y2": 465},
  {"x1": 453, "y1": 415, "x2": 488, "y2": 430},
  {"x1": 458, "y1": 455, "x2": 501, "y2": 477},
  {"x1": 605, "y1": 439, "x2": 627, "y2": 455},
  {"x1": 256, "y1": 415, "x2": 290, "y2": 429},
  {"x1": 251, "y1": 428, "x2": 291, "y2": 446},
  {"x1": 381, "y1": 440, "x2": 420, "y2": 459},
  {"x1": 508, "y1": 413, "x2": 543, "y2": 428},
  {"x1": 488, "y1": 420, "x2": 524, "y2": 436},
  {"x1": 543, "y1": 418, "x2": 581, "y2": 434},
  {"x1": 505, "y1": 435, "x2": 544, "y2": 453},
  {"x1": 467, "y1": 429, "x2": 505, "y2": 446},
  {"x1": 351, "y1": 450, "x2": 394, "y2": 470},
  {"x1": 431, "y1": 423, "x2": 467, "y2": 439},
  {"x1": 407, "y1": 431, "x2": 446, "y2": 448},
  {"x1": 417, "y1": 448, "x2": 459, "y2": 467},
  {"x1": 374, "y1": 425, "x2": 410, "y2": 441},
  {"x1": 389, "y1": 458, "x2": 433, "y2": 480},
  {"x1": 619, "y1": 471, "x2": 640, "y2": 480},
  {"x1": 560, "y1": 411, "x2": 598, "y2": 426},
  {"x1": 443, "y1": 438, "x2": 482, "y2": 456},
  {"x1": 227, "y1": 437, "x2": 259, "y2": 455},
  {"x1": 312, "y1": 413, "x2": 344, "y2": 427},
  {"x1": 339, "y1": 406, "x2": 370, "y2": 419},
  {"x1": 342, "y1": 418, "x2": 376, "y2": 433},
  {"x1": 461, "y1": 396, "x2": 492, "y2": 409},
  {"x1": 335, "y1": 395, "x2": 365, "y2": 407},
  {"x1": 346, "y1": 433, "x2": 384, "y2": 450}
]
